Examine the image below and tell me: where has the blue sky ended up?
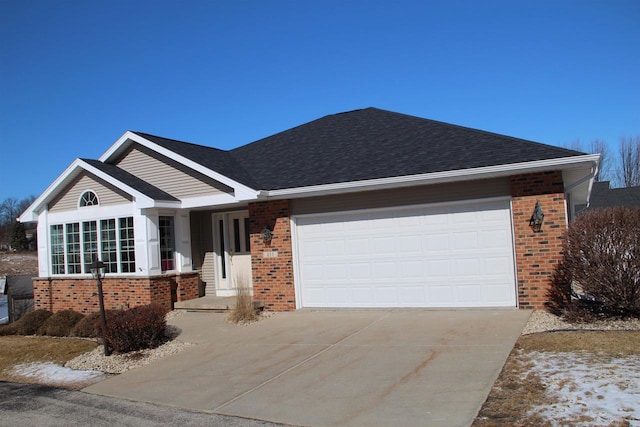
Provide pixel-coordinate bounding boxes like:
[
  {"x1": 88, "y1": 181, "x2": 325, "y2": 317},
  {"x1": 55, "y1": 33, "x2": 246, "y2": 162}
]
[{"x1": 1, "y1": 0, "x2": 638, "y2": 202}]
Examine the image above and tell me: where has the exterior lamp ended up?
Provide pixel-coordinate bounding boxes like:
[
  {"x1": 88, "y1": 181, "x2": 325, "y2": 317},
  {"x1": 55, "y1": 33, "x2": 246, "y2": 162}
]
[
  {"x1": 90, "y1": 258, "x2": 111, "y2": 356},
  {"x1": 261, "y1": 226, "x2": 273, "y2": 245},
  {"x1": 529, "y1": 201, "x2": 544, "y2": 233}
]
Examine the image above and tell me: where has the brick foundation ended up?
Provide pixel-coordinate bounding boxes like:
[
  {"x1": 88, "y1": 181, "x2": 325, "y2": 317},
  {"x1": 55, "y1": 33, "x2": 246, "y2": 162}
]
[
  {"x1": 510, "y1": 171, "x2": 566, "y2": 309},
  {"x1": 33, "y1": 272, "x2": 200, "y2": 314},
  {"x1": 249, "y1": 200, "x2": 295, "y2": 311}
]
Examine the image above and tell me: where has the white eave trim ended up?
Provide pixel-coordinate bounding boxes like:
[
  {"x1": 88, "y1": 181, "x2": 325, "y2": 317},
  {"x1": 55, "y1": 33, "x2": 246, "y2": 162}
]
[
  {"x1": 264, "y1": 154, "x2": 601, "y2": 199},
  {"x1": 18, "y1": 158, "x2": 181, "y2": 222},
  {"x1": 100, "y1": 131, "x2": 258, "y2": 199}
]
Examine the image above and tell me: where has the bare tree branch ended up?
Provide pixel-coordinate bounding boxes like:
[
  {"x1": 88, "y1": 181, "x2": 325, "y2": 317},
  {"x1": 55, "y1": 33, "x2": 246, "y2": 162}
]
[{"x1": 617, "y1": 136, "x2": 640, "y2": 188}]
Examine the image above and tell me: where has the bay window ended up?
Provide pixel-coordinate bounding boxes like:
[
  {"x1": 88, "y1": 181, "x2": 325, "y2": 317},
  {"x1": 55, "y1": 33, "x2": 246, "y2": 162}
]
[{"x1": 50, "y1": 217, "x2": 135, "y2": 275}]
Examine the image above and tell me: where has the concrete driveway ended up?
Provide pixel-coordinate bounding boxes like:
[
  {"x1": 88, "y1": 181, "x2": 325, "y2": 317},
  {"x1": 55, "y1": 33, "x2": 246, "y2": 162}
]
[{"x1": 84, "y1": 310, "x2": 530, "y2": 427}]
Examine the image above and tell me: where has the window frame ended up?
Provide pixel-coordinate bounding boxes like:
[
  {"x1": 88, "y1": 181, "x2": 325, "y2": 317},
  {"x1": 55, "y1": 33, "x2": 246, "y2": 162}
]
[
  {"x1": 49, "y1": 216, "x2": 135, "y2": 275},
  {"x1": 79, "y1": 190, "x2": 99, "y2": 207}
]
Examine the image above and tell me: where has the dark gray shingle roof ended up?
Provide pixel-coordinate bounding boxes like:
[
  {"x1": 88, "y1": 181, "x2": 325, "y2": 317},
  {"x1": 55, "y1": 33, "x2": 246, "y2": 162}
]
[
  {"x1": 129, "y1": 107, "x2": 585, "y2": 191},
  {"x1": 231, "y1": 108, "x2": 583, "y2": 190},
  {"x1": 588, "y1": 181, "x2": 640, "y2": 209}
]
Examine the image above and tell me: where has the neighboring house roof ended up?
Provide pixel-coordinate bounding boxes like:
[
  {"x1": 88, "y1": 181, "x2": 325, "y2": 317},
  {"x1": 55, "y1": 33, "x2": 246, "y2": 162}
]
[
  {"x1": 230, "y1": 107, "x2": 585, "y2": 191},
  {"x1": 81, "y1": 158, "x2": 179, "y2": 202},
  {"x1": 5, "y1": 275, "x2": 35, "y2": 297},
  {"x1": 586, "y1": 181, "x2": 640, "y2": 209}
]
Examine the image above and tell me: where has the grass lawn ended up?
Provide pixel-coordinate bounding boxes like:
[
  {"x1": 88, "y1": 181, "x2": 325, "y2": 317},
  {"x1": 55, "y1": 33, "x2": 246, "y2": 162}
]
[
  {"x1": 0, "y1": 336, "x2": 97, "y2": 384},
  {"x1": 473, "y1": 330, "x2": 640, "y2": 426}
]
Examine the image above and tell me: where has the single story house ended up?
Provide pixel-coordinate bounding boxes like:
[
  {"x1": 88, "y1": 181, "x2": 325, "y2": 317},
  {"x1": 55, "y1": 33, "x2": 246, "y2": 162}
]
[{"x1": 19, "y1": 108, "x2": 599, "y2": 313}]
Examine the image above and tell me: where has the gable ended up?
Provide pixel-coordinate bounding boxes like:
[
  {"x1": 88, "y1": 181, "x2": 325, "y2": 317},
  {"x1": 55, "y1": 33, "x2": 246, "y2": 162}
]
[
  {"x1": 49, "y1": 172, "x2": 132, "y2": 213},
  {"x1": 114, "y1": 143, "x2": 233, "y2": 199}
]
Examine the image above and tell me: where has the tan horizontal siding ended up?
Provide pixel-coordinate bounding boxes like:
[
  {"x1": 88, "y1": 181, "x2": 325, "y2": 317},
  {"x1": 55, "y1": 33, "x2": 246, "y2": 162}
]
[
  {"x1": 49, "y1": 173, "x2": 132, "y2": 212},
  {"x1": 291, "y1": 178, "x2": 511, "y2": 215},
  {"x1": 116, "y1": 144, "x2": 232, "y2": 199}
]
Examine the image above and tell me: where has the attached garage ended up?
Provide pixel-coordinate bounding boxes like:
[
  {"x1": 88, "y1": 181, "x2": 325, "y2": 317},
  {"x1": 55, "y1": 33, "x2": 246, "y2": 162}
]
[{"x1": 292, "y1": 199, "x2": 517, "y2": 308}]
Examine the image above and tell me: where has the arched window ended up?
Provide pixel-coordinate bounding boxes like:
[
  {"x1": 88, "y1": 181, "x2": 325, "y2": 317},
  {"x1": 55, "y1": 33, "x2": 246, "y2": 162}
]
[{"x1": 79, "y1": 190, "x2": 99, "y2": 207}]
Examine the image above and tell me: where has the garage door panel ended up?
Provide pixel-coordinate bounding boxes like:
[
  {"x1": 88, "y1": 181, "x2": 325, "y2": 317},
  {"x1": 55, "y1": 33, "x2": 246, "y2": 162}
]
[{"x1": 295, "y1": 200, "x2": 516, "y2": 308}]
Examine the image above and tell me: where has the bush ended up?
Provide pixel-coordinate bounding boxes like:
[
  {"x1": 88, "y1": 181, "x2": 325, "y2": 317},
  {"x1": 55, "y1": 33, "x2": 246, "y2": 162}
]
[
  {"x1": 0, "y1": 322, "x2": 18, "y2": 336},
  {"x1": 71, "y1": 311, "x2": 102, "y2": 338},
  {"x1": 561, "y1": 206, "x2": 640, "y2": 317},
  {"x1": 13, "y1": 309, "x2": 53, "y2": 335},
  {"x1": 37, "y1": 309, "x2": 84, "y2": 337},
  {"x1": 103, "y1": 304, "x2": 169, "y2": 353},
  {"x1": 546, "y1": 261, "x2": 573, "y2": 317}
]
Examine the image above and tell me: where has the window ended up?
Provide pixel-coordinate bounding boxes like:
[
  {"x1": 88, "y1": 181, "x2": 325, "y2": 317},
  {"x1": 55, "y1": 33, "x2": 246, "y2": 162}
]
[
  {"x1": 66, "y1": 223, "x2": 81, "y2": 274},
  {"x1": 51, "y1": 224, "x2": 65, "y2": 274},
  {"x1": 101, "y1": 219, "x2": 117, "y2": 273},
  {"x1": 79, "y1": 191, "x2": 99, "y2": 207},
  {"x1": 49, "y1": 217, "x2": 135, "y2": 275},
  {"x1": 83, "y1": 221, "x2": 98, "y2": 272},
  {"x1": 159, "y1": 216, "x2": 175, "y2": 271},
  {"x1": 119, "y1": 217, "x2": 135, "y2": 273}
]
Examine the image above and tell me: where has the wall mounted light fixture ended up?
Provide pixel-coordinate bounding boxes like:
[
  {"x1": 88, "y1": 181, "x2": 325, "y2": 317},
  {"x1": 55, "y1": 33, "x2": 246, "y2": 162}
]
[
  {"x1": 261, "y1": 226, "x2": 273, "y2": 245},
  {"x1": 529, "y1": 201, "x2": 544, "y2": 233}
]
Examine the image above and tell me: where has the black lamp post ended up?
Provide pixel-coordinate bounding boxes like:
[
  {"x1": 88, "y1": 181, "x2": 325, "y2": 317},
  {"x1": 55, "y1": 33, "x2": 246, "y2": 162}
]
[{"x1": 90, "y1": 258, "x2": 111, "y2": 356}]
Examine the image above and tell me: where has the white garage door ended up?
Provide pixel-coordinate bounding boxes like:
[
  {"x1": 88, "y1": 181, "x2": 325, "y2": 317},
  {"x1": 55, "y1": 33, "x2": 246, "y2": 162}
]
[{"x1": 293, "y1": 199, "x2": 516, "y2": 308}]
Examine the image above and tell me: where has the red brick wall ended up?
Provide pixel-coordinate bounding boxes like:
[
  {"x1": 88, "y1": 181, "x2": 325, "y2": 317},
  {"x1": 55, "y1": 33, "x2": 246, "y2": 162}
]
[
  {"x1": 248, "y1": 200, "x2": 295, "y2": 311},
  {"x1": 33, "y1": 272, "x2": 199, "y2": 314},
  {"x1": 510, "y1": 170, "x2": 566, "y2": 309}
]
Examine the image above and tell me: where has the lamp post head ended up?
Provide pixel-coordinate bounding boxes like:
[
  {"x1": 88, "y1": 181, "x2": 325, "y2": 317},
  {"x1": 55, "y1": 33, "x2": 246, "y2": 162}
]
[{"x1": 90, "y1": 258, "x2": 106, "y2": 279}]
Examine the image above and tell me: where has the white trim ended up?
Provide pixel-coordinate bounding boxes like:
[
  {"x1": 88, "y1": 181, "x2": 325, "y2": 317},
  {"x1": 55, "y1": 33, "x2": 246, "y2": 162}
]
[{"x1": 265, "y1": 155, "x2": 601, "y2": 200}]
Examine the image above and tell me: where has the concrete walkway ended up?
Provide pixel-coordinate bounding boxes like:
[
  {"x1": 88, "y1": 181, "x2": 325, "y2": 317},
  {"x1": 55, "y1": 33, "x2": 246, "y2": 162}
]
[{"x1": 84, "y1": 309, "x2": 530, "y2": 427}]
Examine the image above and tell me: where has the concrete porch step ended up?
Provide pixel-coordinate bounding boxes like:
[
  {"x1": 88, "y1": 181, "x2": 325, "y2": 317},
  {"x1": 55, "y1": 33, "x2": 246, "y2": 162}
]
[{"x1": 174, "y1": 296, "x2": 264, "y2": 312}]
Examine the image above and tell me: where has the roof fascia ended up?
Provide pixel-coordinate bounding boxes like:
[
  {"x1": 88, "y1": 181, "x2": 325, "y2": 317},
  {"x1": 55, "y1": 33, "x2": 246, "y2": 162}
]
[
  {"x1": 18, "y1": 159, "x2": 179, "y2": 223},
  {"x1": 19, "y1": 159, "x2": 85, "y2": 222},
  {"x1": 100, "y1": 131, "x2": 258, "y2": 199},
  {"x1": 264, "y1": 154, "x2": 601, "y2": 200}
]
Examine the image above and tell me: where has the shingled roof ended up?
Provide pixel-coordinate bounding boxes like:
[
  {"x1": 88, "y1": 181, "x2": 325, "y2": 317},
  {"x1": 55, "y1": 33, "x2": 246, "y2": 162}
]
[
  {"x1": 587, "y1": 181, "x2": 640, "y2": 209},
  {"x1": 134, "y1": 107, "x2": 584, "y2": 191},
  {"x1": 230, "y1": 107, "x2": 584, "y2": 190}
]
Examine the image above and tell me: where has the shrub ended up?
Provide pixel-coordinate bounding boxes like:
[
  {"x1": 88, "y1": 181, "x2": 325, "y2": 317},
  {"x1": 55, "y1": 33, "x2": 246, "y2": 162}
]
[
  {"x1": 71, "y1": 311, "x2": 101, "y2": 338},
  {"x1": 0, "y1": 322, "x2": 18, "y2": 336},
  {"x1": 546, "y1": 261, "x2": 573, "y2": 317},
  {"x1": 103, "y1": 304, "x2": 169, "y2": 353},
  {"x1": 13, "y1": 309, "x2": 53, "y2": 335},
  {"x1": 37, "y1": 309, "x2": 84, "y2": 337},
  {"x1": 561, "y1": 206, "x2": 640, "y2": 317}
]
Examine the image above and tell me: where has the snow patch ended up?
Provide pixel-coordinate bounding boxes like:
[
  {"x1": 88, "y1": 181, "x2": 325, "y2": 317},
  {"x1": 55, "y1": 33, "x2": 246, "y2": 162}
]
[
  {"x1": 11, "y1": 362, "x2": 108, "y2": 385},
  {"x1": 527, "y1": 351, "x2": 640, "y2": 426}
]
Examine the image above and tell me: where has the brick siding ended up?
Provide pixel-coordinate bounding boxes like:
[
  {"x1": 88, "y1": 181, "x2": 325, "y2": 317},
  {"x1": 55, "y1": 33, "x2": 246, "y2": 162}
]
[
  {"x1": 33, "y1": 272, "x2": 199, "y2": 314},
  {"x1": 248, "y1": 200, "x2": 295, "y2": 311},
  {"x1": 510, "y1": 170, "x2": 566, "y2": 309}
]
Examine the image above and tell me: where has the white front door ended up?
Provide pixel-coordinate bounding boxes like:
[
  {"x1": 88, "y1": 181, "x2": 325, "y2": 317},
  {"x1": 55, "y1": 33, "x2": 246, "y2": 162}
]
[{"x1": 214, "y1": 211, "x2": 253, "y2": 296}]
